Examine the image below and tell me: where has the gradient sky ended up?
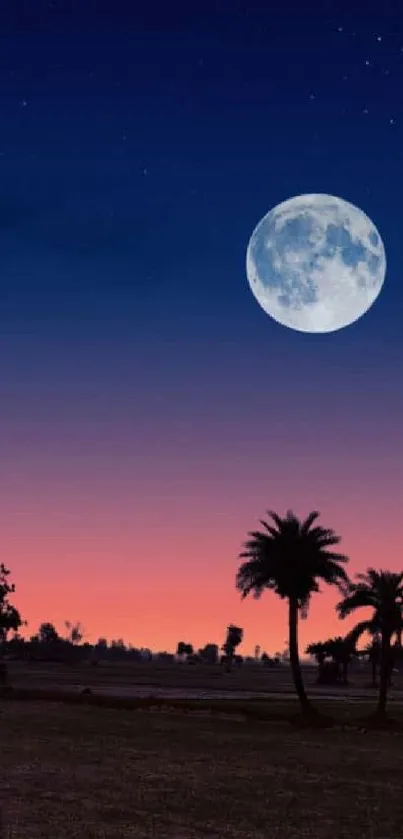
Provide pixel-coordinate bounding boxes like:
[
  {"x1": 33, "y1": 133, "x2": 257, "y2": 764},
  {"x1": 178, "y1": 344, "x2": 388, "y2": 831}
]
[{"x1": 1, "y1": 0, "x2": 403, "y2": 656}]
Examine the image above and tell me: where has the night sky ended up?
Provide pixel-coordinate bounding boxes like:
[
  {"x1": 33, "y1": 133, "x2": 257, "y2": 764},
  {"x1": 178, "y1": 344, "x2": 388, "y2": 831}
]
[{"x1": 1, "y1": 0, "x2": 403, "y2": 655}]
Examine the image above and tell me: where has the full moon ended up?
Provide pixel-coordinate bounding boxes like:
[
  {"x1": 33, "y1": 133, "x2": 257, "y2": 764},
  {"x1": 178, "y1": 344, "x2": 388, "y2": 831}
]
[{"x1": 246, "y1": 193, "x2": 386, "y2": 333}]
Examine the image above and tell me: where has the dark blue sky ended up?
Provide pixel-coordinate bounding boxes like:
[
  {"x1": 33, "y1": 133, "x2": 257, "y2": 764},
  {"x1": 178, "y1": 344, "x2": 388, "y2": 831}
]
[
  {"x1": 1, "y1": 1, "x2": 403, "y2": 649},
  {"x1": 1, "y1": 2, "x2": 402, "y2": 321},
  {"x1": 0, "y1": 0, "x2": 402, "y2": 416}
]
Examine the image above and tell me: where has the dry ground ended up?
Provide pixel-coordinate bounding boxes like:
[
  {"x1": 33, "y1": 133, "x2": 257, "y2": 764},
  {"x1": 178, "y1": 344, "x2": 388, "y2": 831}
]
[{"x1": 1, "y1": 698, "x2": 403, "y2": 839}]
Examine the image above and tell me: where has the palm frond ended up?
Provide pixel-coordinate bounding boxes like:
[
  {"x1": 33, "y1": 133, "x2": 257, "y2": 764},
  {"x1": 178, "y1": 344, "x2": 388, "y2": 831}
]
[
  {"x1": 236, "y1": 508, "x2": 349, "y2": 607},
  {"x1": 345, "y1": 620, "x2": 374, "y2": 646},
  {"x1": 259, "y1": 520, "x2": 279, "y2": 538},
  {"x1": 301, "y1": 511, "x2": 320, "y2": 534},
  {"x1": 266, "y1": 510, "x2": 287, "y2": 531},
  {"x1": 308, "y1": 526, "x2": 341, "y2": 544},
  {"x1": 336, "y1": 566, "x2": 403, "y2": 644},
  {"x1": 336, "y1": 588, "x2": 376, "y2": 618}
]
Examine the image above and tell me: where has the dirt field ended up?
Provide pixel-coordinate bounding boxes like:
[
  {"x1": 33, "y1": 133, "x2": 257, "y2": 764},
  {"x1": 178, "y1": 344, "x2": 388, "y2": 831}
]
[{"x1": 1, "y1": 698, "x2": 403, "y2": 839}]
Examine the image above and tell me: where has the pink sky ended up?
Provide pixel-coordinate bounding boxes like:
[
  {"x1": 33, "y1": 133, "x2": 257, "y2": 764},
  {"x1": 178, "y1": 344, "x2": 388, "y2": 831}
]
[{"x1": 2, "y1": 443, "x2": 400, "y2": 656}]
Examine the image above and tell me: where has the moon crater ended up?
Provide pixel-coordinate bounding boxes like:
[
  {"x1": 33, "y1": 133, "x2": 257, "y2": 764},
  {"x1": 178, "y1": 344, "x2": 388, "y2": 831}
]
[{"x1": 246, "y1": 194, "x2": 386, "y2": 333}]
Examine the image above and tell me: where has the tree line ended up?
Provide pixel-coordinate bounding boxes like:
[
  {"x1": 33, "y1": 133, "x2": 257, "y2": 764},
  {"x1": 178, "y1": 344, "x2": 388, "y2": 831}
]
[{"x1": 1, "y1": 507, "x2": 403, "y2": 721}]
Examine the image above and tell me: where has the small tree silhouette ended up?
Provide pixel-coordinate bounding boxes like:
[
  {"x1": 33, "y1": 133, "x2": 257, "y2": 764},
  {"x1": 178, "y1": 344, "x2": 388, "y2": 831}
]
[
  {"x1": 222, "y1": 624, "x2": 243, "y2": 671},
  {"x1": 0, "y1": 564, "x2": 23, "y2": 646},
  {"x1": 307, "y1": 634, "x2": 358, "y2": 685},
  {"x1": 38, "y1": 622, "x2": 60, "y2": 645},
  {"x1": 0, "y1": 564, "x2": 23, "y2": 687},
  {"x1": 65, "y1": 620, "x2": 84, "y2": 645},
  {"x1": 305, "y1": 640, "x2": 328, "y2": 680},
  {"x1": 199, "y1": 643, "x2": 219, "y2": 664},
  {"x1": 176, "y1": 641, "x2": 193, "y2": 657}
]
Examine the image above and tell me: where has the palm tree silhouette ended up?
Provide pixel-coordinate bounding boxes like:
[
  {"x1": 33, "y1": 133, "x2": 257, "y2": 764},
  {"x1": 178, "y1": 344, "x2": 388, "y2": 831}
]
[
  {"x1": 305, "y1": 640, "x2": 328, "y2": 681},
  {"x1": 306, "y1": 632, "x2": 358, "y2": 685},
  {"x1": 236, "y1": 509, "x2": 349, "y2": 715},
  {"x1": 326, "y1": 634, "x2": 358, "y2": 685},
  {"x1": 349, "y1": 620, "x2": 382, "y2": 687},
  {"x1": 337, "y1": 568, "x2": 403, "y2": 717},
  {"x1": 222, "y1": 624, "x2": 243, "y2": 671},
  {"x1": 365, "y1": 634, "x2": 381, "y2": 687}
]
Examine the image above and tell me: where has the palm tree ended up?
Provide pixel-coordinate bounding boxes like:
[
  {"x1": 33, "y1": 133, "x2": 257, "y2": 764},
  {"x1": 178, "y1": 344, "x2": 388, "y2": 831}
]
[
  {"x1": 222, "y1": 624, "x2": 243, "y2": 671},
  {"x1": 336, "y1": 569, "x2": 403, "y2": 717},
  {"x1": 306, "y1": 632, "x2": 357, "y2": 685},
  {"x1": 358, "y1": 629, "x2": 381, "y2": 687},
  {"x1": 350, "y1": 618, "x2": 385, "y2": 687},
  {"x1": 236, "y1": 509, "x2": 349, "y2": 715},
  {"x1": 326, "y1": 633, "x2": 358, "y2": 685},
  {"x1": 305, "y1": 641, "x2": 327, "y2": 681},
  {"x1": 368, "y1": 636, "x2": 381, "y2": 686}
]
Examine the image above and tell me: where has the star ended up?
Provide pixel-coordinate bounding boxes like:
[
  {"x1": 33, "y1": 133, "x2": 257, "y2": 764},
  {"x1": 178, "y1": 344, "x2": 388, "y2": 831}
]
[
  {"x1": 376, "y1": 35, "x2": 382, "y2": 42},
  {"x1": 20, "y1": 99, "x2": 28, "y2": 108},
  {"x1": 389, "y1": 118, "x2": 395, "y2": 125}
]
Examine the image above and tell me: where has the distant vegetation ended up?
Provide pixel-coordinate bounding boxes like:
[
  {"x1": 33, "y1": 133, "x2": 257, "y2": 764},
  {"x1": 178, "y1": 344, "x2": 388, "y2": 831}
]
[{"x1": 1, "y1": 507, "x2": 403, "y2": 722}]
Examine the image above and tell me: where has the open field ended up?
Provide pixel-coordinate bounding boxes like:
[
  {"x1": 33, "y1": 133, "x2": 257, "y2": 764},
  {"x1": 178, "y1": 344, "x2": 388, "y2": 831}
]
[
  {"x1": 2, "y1": 659, "x2": 403, "y2": 837},
  {"x1": 6, "y1": 659, "x2": 403, "y2": 703},
  {"x1": 1, "y1": 698, "x2": 403, "y2": 839}
]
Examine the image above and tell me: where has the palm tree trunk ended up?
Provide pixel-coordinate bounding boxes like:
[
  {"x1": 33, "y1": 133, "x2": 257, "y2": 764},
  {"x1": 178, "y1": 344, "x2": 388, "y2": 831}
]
[
  {"x1": 288, "y1": 595, "x2": 311, "y2": 713},
  {"x1": 377, "y1": 631, "x2": 392, "y2": 716},
  {"x1": 387, "y1": 649, "x2": 393, "y2": 687},
  {"x1": 371, "y1": 654, "x2": 377, "y2": 687}
]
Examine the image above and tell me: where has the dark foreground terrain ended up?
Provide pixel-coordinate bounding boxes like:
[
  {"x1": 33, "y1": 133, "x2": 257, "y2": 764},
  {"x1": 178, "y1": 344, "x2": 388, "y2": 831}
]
[
  {"x1": 1, "y1": 697, "x2": 403, "y2": 839},
  {"x1": 1, "y1": 660, "x2": 403, "y2": 838}
]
